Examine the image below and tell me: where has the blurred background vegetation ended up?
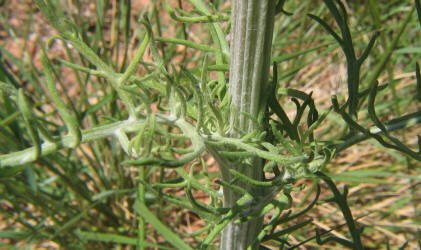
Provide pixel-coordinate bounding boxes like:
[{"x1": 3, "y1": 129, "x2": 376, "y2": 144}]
[{"x1": 0, "y1": 0, "x2": 420, "y2": 248}]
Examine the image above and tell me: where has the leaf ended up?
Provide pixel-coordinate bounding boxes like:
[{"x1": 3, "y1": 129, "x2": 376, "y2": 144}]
[
  {"x1": 416, "y1": 62, "x2": 421, "y2": 101},
  {"x1": 307, "y1": 14, "x2": 344, "y2": 45},
  {"x1": 395, "y1": 46, "x2": 421, "y2": 54},
  {"x1": 415, "y1": 0, "x2": 421, "y2": 27},
  {"x1": 75, "y1": 230, "x2": 172, "y2": 249},
  {"x1": 133, "y1": 201, "x2": 193, "y2": 250},
  {"x1": 0, "y1": 230, "x2": 30, "y2": 239}
]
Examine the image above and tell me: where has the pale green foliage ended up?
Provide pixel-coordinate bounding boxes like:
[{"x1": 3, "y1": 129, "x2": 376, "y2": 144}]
[{"x1": 1, "y1": 0, "x2": 421, "y2": 249}]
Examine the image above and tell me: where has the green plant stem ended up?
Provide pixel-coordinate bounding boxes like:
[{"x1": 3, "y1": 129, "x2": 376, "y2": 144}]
[
  {"x1": 215, "y1": 1, "x2": 278, "y2": 249},
  {"x1": 187, "y1": 0, "x2": 229, "y2": 57},
  {"x1": 315, "y1": 172, "x2": 363, "y2": 249},
  {"x1": 137, "y1": 167, "x2": 146, "y2": 250},
  {"x1": 0, "y1": 115, "x2": 174, "y2": 167},
  {"x1": 334, "y1": 110, "x2": 421, "y2": 153}
]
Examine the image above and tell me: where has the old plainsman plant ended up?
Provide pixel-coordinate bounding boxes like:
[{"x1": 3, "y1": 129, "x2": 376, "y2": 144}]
[{"x1": 1, "y1": 0, "x2": 421, "y2": 249}]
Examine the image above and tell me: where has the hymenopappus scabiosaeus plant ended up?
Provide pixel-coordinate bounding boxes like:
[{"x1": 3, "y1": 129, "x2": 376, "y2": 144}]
[{"x1": 1, "y1": 0, "x2": 421, "y2": 249}]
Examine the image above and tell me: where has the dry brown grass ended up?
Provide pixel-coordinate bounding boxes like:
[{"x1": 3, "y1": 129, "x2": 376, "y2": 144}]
[{"x1": 1, "y1": 0, "x2": 421, "y2": 249}]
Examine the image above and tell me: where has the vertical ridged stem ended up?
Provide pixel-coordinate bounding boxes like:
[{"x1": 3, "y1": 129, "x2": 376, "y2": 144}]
[{"x1": 219, "y1": 1, "x2": 277, "y2": 249}]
